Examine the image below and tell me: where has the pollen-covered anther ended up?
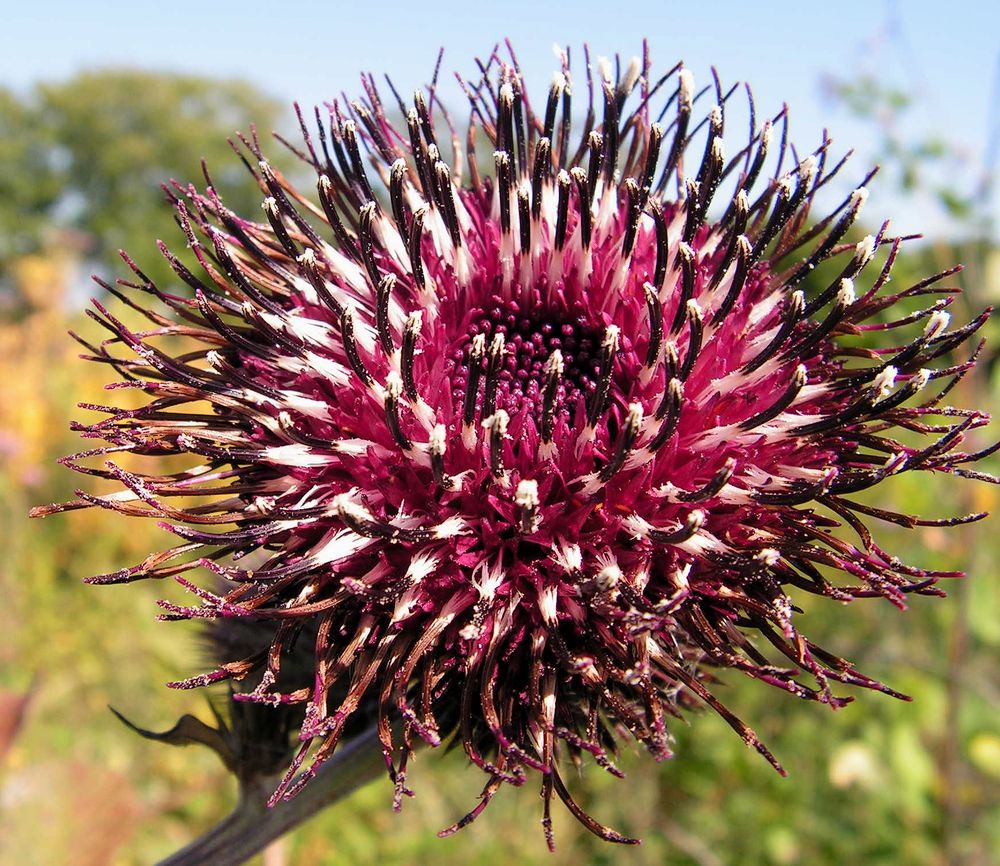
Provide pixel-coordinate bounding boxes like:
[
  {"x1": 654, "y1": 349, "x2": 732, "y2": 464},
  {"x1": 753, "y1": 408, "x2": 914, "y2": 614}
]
[
  {"x1": 924, "y1": 309, "x2": 951, "y2": 341},
  {"x1": 584, "y1": 403, "x2": 643, "y2": 493},
  {"x1": 579, "y1": 325, "x2": 620, "y2": 453},
  {"x1": 461, "y1": 334, "x2": 487, "y2": 450},
  {"x1": 428, "y1": 424, "x2": 454, "y2": 489},
  {"x1": 383, "y1": 372, "x2": 413, "y2": 452},
  {"x1": 538, "y1": 349, "x2": 564, "y2": 461},
  {"x1": 756, "y1": 548, "x2": 781, "y2": 567},
  {"x1": 872, "y1": 366, "x2": 899, "y2": 403},
  {"x1": 482, "y1": 409, "x2": 510, "y2": 484},
  {"x1": 514, "y1": 479, "x2": 541, "y2": 533}
]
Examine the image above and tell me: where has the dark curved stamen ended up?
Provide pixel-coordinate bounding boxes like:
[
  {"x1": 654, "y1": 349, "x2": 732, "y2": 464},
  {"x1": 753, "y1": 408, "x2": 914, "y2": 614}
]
[
  {"x1": 622, "y1": 179, "x2": 642, "y2": 258},
  {"x1": 389, "y1": 159, "x2": 411, "y2": 245},
  {"x1": 412, "y1": 89, "x2": 437, "y2": 146},
  {"x1": 350, "y1": 100, "x2": 396, "y2": 164},
  {"x1": 408, "y1": 207, "x2": 427, "y2": 291},
  {"x1": 539, "y1": 348, "x2": 564, "y2": 449},
  {"x1": 660, "y1": 341, "x2": 680, "y2": 387},
  {"x1": 669, "y1": 243, "x2": 697, "y2": 334},
  {"x1": 682, "y1": 178, "x2": 702, "y2": 244},
  {"x1": 339, "y1": 305, "x2": 374, "y2": 387},
  {"x1": 742, "y1": 290, "x2": 805, "y2": 374},
  {"x1": 792, "y1": 371, "x2": 896, "y2": 436},
  {"x1": 497, "y1": 83, "x2": 515, "y2": 163},
  {"x1": 258, "y1": 160, "x2": 325, "y2": 250},
  {"x1": 262, "y1": 198, "x2": 299, "y2": 259},
  {"x1": 542, "y1": 75, "x2": 563, "y2": 143},
  {"x1": 658, "y1": 69, "x2": 693, "y2": 190},
  {"x1": 708, "y1": 193, "x2": 749, "y2": 293},
  {"x1": 510, "y1": 77, "x2": 528, "y2": 175},
  {"x1": 750, "y1": 176, "x2": 794, "y2": 260},
  {"x1": 484, "y1": 410, "x2": 509, "y2": 480},
  {"x1": 586, "y1": 326, "x2": 619, "y2": 429},
  {"x1": 317, "y1": 175, "x2": 360, "y2": 260},
  {"x1": 208, "y1": 232, "x2": 285, "y2": 316},
  {"x1": 429, "y1": 424, "x2": 454, "y2": 489},
  {"x1": 462, "y1": 334, "x2": 486, "y2": 428},
  {"x1": 677, "y1": 457, "x2": 736, "y2": 502},
  {"x1": 649, "y1": 378, "x2": 683, "y2": 450},
  {"x1": 557, "y1": 71, "x2": 572, "y2": 169},
  {"x1": 384, "y1": 375, "x2": 413, "y2": 451},
  {"x1": 600, "y1": 81, "x2": 620, "y2": 184},
  {"x1": 481, "y1": 333, "x2": 506, "y2": 420},
  {"x1": 644, "y1": 282, "x2": 663, "y2": 369},
  {"x1": 640, "y1": 122, "x2": 664, "y2": 205},
  {"x1": 531, "y1": 138, "x2": 551, "y2": 220},
  {"x1": 358, "y1": 202, "x2": 381, "y2": 288},
  {"x1": 598, "y1": 403, "x2": 643, "y2": 483},
  {"x1": 334, "y1": 498, "x2": 434, "y2": 544},
  {"x1": 400, "y1": 311, "x2": 421, "y2": 401},
  {"x1": 406, "y1": 110, "x2": 434, "y2": 199},
  {"x1": 650, "y1": 206, "x2": 669, "y2": 292},
  {"x1": 495, "y1": 151, "x2": 513, "y2": 236},
  {"x1": 516, "y1": 185, "x2": 531, "y2": 253},
  {"x1": 647, "y1": 510, "x2": 704, "y2": 544},
  {"x1": 782, "y1": 280, "x2": 853, "y2": 360},
  {"x1": 736, "y1": 119, "x2": 772, "y2": 204},
  {"x1": 803, "y1": 239, "x2": 874, "y2": 317},
  {"x1": 585, "y1": 131, "x2": 603, "y2": 206},
  {"x1": 435, "y1": 162, "x2": 463, "y2": 248},
  {"x1": 297, "y1": 249, "x2": 343, "y2": 318},
  {"x1": 570, "y1": 168, "x2": 592, "y2": 249},
  {"x1": 738, "y1": 365, "x2": 807, "y2": 430},
  {"x1": 554, "y1": 170, "x2": 572, "y2": 251},
  {"x1": 341, "y1": 120, "x2": 376, "y2": 203},
  {"x1": 786, "y1": 187, "x2": 867, "y2": 288},
  {"x1": 755, "y1": 157, "x2": 816, "y2": 258},
  {"x1": 695, "y1": 106, "x2": 725, "y2": 213},
  {"x1": 375, "y1": 274, "x2": 396, "y2": 355},
  {"x1": 678, "y1": 301, "x2": 704, "y2": 381}
]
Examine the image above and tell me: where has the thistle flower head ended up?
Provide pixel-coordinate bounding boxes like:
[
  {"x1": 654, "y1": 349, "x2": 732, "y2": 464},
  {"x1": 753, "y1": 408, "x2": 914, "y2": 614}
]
[{"x1": 35, "y1": 44, "x2": 995, "y2": 845}]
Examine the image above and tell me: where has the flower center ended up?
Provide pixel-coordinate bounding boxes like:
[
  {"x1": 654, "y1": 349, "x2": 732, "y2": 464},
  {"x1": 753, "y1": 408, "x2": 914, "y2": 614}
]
[{"x1": 448, "y1": 296, "x2": 605, "y2": 417}]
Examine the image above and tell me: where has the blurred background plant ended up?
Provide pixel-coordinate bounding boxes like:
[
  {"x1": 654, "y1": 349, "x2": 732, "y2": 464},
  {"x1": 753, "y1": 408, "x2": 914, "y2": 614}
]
[{"x1": 1, "y1": 4, "x2": 999, "y2": 865}]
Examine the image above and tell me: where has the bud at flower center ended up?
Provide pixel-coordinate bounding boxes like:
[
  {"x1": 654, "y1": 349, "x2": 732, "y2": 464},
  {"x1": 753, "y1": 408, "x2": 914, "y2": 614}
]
[{"x1": 449, "y1": 296, "x2": 607, "y2": 417}]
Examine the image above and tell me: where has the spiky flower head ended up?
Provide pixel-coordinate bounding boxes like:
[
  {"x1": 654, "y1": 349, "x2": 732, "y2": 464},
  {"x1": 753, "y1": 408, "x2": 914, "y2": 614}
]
[{"x1": 35, "y1": 44, "x2": 995, "y2": 845}]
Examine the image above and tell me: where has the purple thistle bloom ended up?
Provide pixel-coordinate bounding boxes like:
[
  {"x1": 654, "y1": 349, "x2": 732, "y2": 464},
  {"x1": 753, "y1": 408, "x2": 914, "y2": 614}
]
[{"x1": 35, "y1": 44, "x2": 996, "y2": 846}]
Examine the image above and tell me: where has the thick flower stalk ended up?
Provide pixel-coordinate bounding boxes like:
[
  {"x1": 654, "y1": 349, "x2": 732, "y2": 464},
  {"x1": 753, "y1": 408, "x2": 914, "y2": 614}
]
[{"x1": 35, "y1": 45, "x2": 995, "y2": 846}]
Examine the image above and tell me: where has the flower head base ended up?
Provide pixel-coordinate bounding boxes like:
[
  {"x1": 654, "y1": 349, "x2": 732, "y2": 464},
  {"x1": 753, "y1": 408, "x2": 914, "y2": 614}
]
[{"x1": 35, "y1": 44, "x2": 995, "y2": 846}]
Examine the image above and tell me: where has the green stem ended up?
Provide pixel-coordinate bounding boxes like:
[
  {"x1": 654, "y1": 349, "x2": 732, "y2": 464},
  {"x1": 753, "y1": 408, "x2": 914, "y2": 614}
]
[{"x1": 157, "y1": 727, "x2": 385, "y2": 866}]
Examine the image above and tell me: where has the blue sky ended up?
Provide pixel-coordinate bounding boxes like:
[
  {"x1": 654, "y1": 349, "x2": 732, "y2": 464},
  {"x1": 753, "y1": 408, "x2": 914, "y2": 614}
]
[{"x1": 3, "y1": 0, "x2": 998, "y2": 235}]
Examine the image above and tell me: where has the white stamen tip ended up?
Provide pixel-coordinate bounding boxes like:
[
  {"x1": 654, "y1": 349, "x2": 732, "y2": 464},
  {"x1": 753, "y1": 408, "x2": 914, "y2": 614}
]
[
  {"x1": 514, "y1": 478, "x2": 540, "y2": 509},
  {"x1": 429, "y1": 423, "x2": 447, "y2": 455},
  {"x1": 679, "y1": 69, "x2": 694, "y2": 103},
  {"x1": 385, "y1": 371, "x2": 403, "y2": 398},
  {"x1": 837, "y1": 279, "x2": 856, "y2": 307},
  {"x1": 856, "y1": 235, "x2": 876, "y2": 263},
  {"x1": 757, "y1": 548, "x2": 781, "y2": 566},
  {"x1": 925, "y1": 310, "x2": 950, "y2": 340},
  {"x1": 873, "y1": 366, "x2": 898, "y2": 400}
]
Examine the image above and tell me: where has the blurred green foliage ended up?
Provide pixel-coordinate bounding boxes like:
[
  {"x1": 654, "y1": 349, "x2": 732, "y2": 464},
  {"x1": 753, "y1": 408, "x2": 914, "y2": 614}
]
[
  {"x1": 0, "y1": 67, "x2": 998, "y2": 866},
  {"x1": 0, "y1": 70, "x2": 288, "y2": 288}
]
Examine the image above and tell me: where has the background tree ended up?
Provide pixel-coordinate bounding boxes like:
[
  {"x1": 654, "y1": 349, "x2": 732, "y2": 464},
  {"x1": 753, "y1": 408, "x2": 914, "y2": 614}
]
[{"x1": 1, "y1": 70, "x2": 289, "y2": 295}]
